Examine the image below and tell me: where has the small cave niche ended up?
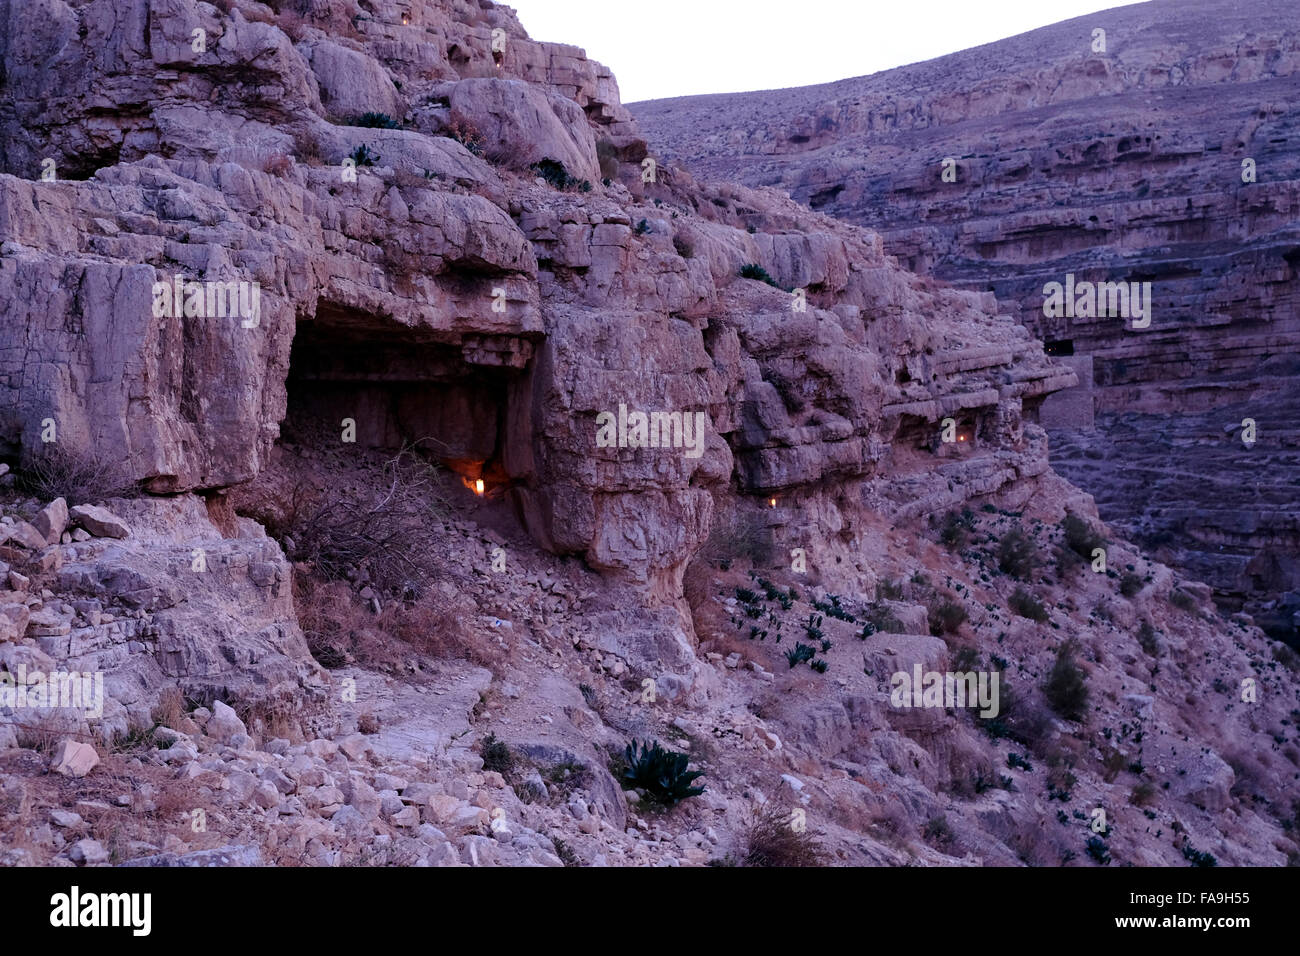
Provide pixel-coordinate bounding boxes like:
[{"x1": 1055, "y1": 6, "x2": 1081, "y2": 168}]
[
  {"x1": 894, "y1": 412, "x2": 981, "y2": 460},
  {"x1": 282, "y1": 305, "x2": 528, "y2": 498},
  {"x1": 1045, "y1": 338, "x2": 1075, "y2": 357},
  {"x1": 809, "y1": 183, "x2": 846, "y2": 210}
]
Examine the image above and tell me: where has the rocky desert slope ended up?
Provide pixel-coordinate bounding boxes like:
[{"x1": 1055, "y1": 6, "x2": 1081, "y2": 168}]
[
  {"x1": 633, "y1": 0, "x2": 1300, "y2": 643},
  {"x1": 0, "y1": 0, "x2": 1297, "y2": 868}
]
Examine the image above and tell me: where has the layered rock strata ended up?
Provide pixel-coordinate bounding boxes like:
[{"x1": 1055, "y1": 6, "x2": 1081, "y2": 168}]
[{"x1": 632, "y1": 0, "x2": 1300, "y2": 631}]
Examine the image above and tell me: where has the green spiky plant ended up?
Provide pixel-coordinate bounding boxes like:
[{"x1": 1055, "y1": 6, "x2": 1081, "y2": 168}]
[
  {"x1": 785, "y1": 642, "x2": 816, "y2": 669},
  {"x1": 622, "y1": 740, "x2": 705, "y2": 806}
]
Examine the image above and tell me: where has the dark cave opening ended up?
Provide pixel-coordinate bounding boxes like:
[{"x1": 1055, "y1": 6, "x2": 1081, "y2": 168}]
[{"x1": 282, "y1": 305, "x2": 530, "y2": 493}]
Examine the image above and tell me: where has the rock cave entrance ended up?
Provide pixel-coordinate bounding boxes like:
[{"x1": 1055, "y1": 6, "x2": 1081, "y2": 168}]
[{"x1": 282, "y1": 306, "x2": 533, "y2": 498}]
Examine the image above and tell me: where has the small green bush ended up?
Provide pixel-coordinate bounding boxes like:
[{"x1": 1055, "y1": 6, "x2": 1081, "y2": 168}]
[
  {"x1": 863, "y1": 603, "x2": 903, "y2": 634},
  {"x1": 1119, "y1": 572, "x2": 1144, "y2": 598},
  {"x1": 1086, "y1": 836, "x2": 1111, "y2": 865},
  {"x1": 997, "y1": 526, "x2": 1039, "y2": 579},
  {"x1": 785, "y1": 642, "x2": 816, "y2": 669},
  {"x1": 1060, "y1": 513, "x2": 1105, "y2": 559},
  {"x1": 1170, "y1": 588, "x2": 1197, "y2": 612},
  {"x1": 349, "y1": 144, "x2": 379, "y2": 167},
  {"x1": 939, "y1": 508, "x2": 975, "y2": 548},
  {"x1": 1137, "y1": 619, "x2": 1162, "y2": 656},
  {"x1": 480, "y1": 732, "x2": 514, "y2": 775},
  {"x1": 928, "y1": 598, "x2": 967, "y2": 636},
  {"x1": 531, "y1": 158, "x2": 590, "y2": 192},
  {"x1": 1054, "y1": 544, "x2": 1085, "y2": 580},
  {"x1": 621, "y1": 739, "x2": 705, "y2": 806},
  {"x1": 740, "y1": 263, "x2": 782, "y2": 289},
  {"x1": 1009, "y1": 587, "x2": 1049, "y2": 623},
  {"x1": 876, "y1": 579, "x2": 904, "y2": 601},
  {"x1": 1182, "y1": 843, "x2": 1217, "y2": 867},
  {"x1": 1007, "y1": 752, "x2": 1033, "y2": 772},
  {"x1": 1044, "y1": 640, "x2": 1089, "y2": 721},
  {"x1": 353, "y1": 111, "x2": 401, "y2": 129}
]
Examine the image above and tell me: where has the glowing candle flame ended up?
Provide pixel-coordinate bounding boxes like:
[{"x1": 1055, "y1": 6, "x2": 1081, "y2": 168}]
[
  {"x1": 769, "y1": 498, "x2": 777, "y2": 508},
  {"x1": 475, "y1": 479, "x2": 485, "y2": 495}
]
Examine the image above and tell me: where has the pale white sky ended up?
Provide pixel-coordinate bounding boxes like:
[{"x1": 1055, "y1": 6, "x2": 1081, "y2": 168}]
[{"x1": 506, "y1": 0, "x2": 1150, "y2": 102}]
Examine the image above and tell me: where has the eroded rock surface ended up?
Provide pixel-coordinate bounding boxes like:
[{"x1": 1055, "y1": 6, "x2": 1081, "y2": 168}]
[
  {"x1": 0, "y1": 0, "x2": 1296, "y2": 868},
  {"x1": 632, "y1": 0, "x2": 1300, "y2": 631}
]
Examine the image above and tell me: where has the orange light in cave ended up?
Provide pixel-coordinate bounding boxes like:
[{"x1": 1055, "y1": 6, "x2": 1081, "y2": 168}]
[
  {"x1": 474, "y1": 479, "x2": 485, "y2": 496},
  {"x1": 768, "y1": 497, "x2": 777, "y2": 508},
  {"x1": 958, "y1": 435, "x2": 968, "y2": 442}
]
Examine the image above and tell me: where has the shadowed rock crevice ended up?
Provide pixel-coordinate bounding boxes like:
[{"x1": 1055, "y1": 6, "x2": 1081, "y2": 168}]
[{"x1": 283, "y1": 304, "x2": 533, "y2": 493}]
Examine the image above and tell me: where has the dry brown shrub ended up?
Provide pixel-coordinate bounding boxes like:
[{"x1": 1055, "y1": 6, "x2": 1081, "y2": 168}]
[
  {"x1": 484, "y1": 138, "x2": 530, "y2": 170},
  {"x1": 699, "y1": 508, "x2": 772, "y2": 569},
  {"x1": 392, "y1": 167, "x2": 432, "y2": 190},
  {"x1": 869, "y1": 800, "x2": 913, "y2": 844},
  {"x1": 377, "y1": 597, "x2": 506, "y2": 672},
  {"x1": 1129, "y1": 782, "x2": 1159, "y2": 806},
  {"x1": 444, "y1": 109, "x2": 485, "y2": 155},
  {"x1": 294, "y1": 573, "x2": 503, "y2": 673},
  {"x1": 16, "y1": 444, "x2": 138, "y2": 506},
  {"x1": 263, "y1": 152, "x2": 294, "y2": 177},
  {"x1": 153, "y1": 776, "x2": 206, "y2": 823},
  {"x1": 290, "y1": 128, "x2": 325, "y2": 167},
  {"x1": 740, "y1": 804, "x2": 828, "y2": 867},
  {"x1": 293, "y1": 575, "x2": 378, "y2": 669},
  {"x1": 151, "y1": 687, "x2": 187, "y2": 732},
  {"x1": 237, "y1": 694, "x2": 303, "y2": 743},
  {"x1": 275, "y1": 443, "x2": 448, "y2": 597},
  {"x1": 276, "y1": 10, "x2": 309, "y2": 40}
]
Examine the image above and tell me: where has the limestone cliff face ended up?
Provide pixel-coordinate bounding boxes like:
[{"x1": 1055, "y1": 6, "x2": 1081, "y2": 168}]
[
  {"x1": 634, "y1": 0, "x2": 1300, "y2": 405},
  {"x1": 3, "y1": 0, "x2": 1299, "y2": 871},
  {"x1": 632, "y1": 0, "x2": 1300, "y2": 633},
  {"x1": 0, "y1": 0, "x2": 1071, "y2": 596}
]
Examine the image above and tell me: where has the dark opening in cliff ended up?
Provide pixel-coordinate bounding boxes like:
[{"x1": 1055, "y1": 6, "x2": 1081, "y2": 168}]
[
  {"x1": 1045, "y1": 339, "x2": 1075, "y2": 357},
  {"x1": 282, "y1": 305, "x2": 532, "y2": 496}
]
